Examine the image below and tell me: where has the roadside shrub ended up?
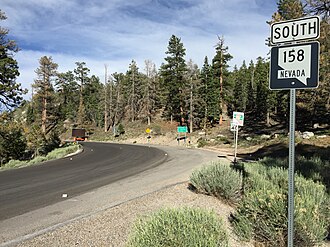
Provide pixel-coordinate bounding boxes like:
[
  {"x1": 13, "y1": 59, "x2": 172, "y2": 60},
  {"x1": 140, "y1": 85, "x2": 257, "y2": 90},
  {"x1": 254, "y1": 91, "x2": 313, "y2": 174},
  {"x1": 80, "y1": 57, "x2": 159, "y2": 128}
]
[
  {"x1": 1, "y1": 143, "x2": 81, "y2": 170},
  {"x1": 1, "y1": 159, "x2": 25, "y2": 169},
  {"x1": 197, "y1": 137, "x2": 207, "y2": 147},
  {"x1": 259, "y1": 156, "x2": 330, "y2": 192},
  {"x1": 45, "y1": 143, "x2": 80, "y2": 160},
  {"x1": 127, "y1": 207, "x2": 228, "y2": 247},
  {"x1": 28, "y1": 155, "x2": 47, "y2": 165},
  {"x1": 117, "y1": 123, "x2": 125, "y2": 135},
  {"x1": 232, "y1": 162, "x2": 329, "y2": 247},
  {"x1": 152, "y1": 125, "x2": 162, "y2": 135},
  {"x1": 190, "y1": 161, "x2": 242, "y2": 202}
]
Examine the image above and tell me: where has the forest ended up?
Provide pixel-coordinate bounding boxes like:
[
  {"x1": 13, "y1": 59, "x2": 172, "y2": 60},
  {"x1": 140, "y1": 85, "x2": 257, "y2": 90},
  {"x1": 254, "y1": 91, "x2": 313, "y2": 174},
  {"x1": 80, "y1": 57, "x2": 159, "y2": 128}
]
[{"x1": 0, "y1": 0, "x2": 329, "y2": 165}]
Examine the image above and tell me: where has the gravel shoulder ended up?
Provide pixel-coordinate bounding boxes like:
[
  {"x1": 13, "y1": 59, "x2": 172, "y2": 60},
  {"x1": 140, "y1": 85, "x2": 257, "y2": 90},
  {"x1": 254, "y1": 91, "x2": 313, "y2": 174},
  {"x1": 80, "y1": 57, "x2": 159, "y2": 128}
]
[{"x1": 16, "y1": 182, "x2": 251, "y2": 247}]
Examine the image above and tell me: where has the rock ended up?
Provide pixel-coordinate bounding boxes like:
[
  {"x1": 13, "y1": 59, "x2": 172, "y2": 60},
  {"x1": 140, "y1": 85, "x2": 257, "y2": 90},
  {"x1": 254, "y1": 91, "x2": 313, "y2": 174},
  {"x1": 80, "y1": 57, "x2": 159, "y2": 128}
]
[
  {"x1": 217, "y1": 134, "x2": 225, "y2": 138},
  {"x1": 261, "y1": 134, "x2": 271, "y2": 140},
  {"x1": 198, "y1": 132, "x2": 206, "y2": 135},
  {"x1": 302, "y1": 131, "x2": 314, "y2": 139},
  {"x1": 273, "y1": 133, "x2": 279, "y2": 139},
  {"x1": 313, "y1": 123, "x2": 320, "y2": 129},
  {"x1": 210, "y1": 138, "x2": 215, "y2": 142},
  {"x1": 316, "y1": 135, "x2": 327, "y2": 139},
  {"x1": 246, "y1": 137, "x2": 252, "y2": 141}
]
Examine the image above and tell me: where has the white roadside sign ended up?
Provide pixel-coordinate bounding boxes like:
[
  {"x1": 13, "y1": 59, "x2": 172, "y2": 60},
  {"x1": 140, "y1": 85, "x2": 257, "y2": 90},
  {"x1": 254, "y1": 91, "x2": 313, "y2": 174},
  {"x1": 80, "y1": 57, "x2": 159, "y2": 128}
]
[
  {"x1": 233, "y1": 112, "x2": 244, "y2": 126},
  {"x1": 277, "y1": 44, "x2": 311, "y2": 85},
  {"x1": 271, "y1": 16, "x2": 320, "y2": 44}
]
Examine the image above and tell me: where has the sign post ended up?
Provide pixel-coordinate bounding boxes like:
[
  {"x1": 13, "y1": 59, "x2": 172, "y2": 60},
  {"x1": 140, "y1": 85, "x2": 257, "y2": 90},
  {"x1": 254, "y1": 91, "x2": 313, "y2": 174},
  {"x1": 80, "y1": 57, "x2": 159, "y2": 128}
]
[
  {"x1": 177, "y1": 126, "x2": 188, "y2": 145},
  {"x1": 269, "y1": 16, "x2": 319, "y2": 247},
  {"x1": 146, "y1": 128, "x2": 151, "y2": 143},
  {"x1": 232, "y1": 112, "x2": 244, "y2": 163}
]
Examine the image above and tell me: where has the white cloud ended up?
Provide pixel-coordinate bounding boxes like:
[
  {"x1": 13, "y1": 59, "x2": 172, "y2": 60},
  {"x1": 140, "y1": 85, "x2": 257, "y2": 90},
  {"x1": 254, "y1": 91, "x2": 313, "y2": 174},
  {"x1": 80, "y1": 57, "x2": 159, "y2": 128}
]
[{"x1": 2, "y1": 0, "x2": 277, "y2": 100}]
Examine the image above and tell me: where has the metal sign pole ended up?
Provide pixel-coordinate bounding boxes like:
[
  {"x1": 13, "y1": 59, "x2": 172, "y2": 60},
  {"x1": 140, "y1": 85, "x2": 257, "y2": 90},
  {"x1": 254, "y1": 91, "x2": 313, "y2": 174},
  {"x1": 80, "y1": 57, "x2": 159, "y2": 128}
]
[
  {"x1": 288, "y1": 89, "x2": 296, "y2": 247},
  {"x1": 234, "y1": 125, "x2": 238, "y2": 163}
]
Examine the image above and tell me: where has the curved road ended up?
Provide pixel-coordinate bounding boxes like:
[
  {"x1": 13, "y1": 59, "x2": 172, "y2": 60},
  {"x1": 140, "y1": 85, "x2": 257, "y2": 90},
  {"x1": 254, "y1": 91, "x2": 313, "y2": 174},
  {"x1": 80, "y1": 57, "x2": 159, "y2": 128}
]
[
  {"x1": 0, "y1": 142, "x2": 221, "y2": 246},
  {"x1": 0, "y1": 142, "x2": 166, "y2": 221}
]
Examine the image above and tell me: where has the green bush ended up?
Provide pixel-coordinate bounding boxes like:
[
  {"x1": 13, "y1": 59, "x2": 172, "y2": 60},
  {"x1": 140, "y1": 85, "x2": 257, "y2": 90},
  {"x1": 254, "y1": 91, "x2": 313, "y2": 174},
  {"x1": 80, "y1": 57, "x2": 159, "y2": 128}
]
[
  {"x1": 45, "y1": 143, "x2": 80, "y2": 160},
  {"x1": 117, "y1": 123, "x2": 125, "y2": 135},
  {"x1": 2, "y1": 159, "x2": 25, "y2": 169},
  {"x1": 190, "y1": 161, "x2": 242, "y2": 202},
  {"x1": 152, "y1": 125, "x2": 162, "y2": 135},
  {"x1": 127, "y1": 207, "x2": 228, "y2": 247},
  {"x1": 232, "y1": 162, "x2": 329, "y2": 247},
  {"x1": 1, "y1": 143, "x2": 81, "y2": 170},
  {"x1": 197, "y1": 137, "x2": 207, "y2": 148},
  {"x1": 259, "y1": 156, "x2": 330, "y2": 193},
  {"x1": 28, "y1": 155, "x2": 47, "y2": 165}
]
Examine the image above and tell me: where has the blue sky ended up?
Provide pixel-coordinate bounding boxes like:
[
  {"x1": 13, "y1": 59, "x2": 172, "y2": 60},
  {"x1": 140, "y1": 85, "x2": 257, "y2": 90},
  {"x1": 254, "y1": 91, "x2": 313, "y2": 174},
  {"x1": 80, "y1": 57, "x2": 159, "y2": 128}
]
[{"x1": 2, "y1": 0, "x2": 277, "y2": 98}]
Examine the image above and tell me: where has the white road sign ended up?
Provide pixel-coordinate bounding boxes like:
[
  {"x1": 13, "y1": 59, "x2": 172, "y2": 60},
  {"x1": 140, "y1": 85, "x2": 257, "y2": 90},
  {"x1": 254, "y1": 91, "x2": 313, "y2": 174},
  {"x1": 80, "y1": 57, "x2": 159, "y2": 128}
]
[
  {"x1": 233, "y1": 112, "x2": 244, "y2": 126},
  {"x1": 271, "y1": 16, "x2": 320, "y2": 44},
  {"x1": 277, "y1": 44, "x2": 311, "y2": 85},
  {"x1": 270, "y1": 42, "x2": 319, "y2": 90}
]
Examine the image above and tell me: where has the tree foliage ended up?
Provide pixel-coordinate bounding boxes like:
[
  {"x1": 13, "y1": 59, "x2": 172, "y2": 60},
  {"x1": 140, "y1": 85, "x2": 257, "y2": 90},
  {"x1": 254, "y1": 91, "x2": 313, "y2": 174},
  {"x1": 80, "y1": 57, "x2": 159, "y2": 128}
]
[
  {"x1": 2, "y1": 0, "x2": 330, "y2": 163},
  {"x1": 0, "y1": 10, "x2": 26, "y2": 109},
  {"x1": 160, "y1": 35, "x2": 188, "y2": 124}
]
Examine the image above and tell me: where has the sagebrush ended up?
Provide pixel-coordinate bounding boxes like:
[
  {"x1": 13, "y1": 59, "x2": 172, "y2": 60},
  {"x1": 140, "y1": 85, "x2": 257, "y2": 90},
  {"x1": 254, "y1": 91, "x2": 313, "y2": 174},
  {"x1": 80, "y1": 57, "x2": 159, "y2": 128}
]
[{"x1": 127, "y1": 207, "x2": 228, "y2": 247}]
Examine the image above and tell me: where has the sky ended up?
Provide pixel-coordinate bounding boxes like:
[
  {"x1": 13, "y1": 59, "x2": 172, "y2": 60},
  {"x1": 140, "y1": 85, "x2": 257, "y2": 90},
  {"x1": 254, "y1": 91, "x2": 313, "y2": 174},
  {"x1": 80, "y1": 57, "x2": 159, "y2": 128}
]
[{"x1": 2, "y1": 0, "x2": 277, "y2": 99}]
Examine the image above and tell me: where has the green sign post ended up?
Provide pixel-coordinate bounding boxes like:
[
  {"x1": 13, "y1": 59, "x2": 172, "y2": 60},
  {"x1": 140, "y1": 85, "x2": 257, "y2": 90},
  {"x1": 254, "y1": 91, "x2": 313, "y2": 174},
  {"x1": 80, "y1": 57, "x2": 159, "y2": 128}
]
[{"x1": 177, "y1": 126, "x2": 188, "y2": 145}]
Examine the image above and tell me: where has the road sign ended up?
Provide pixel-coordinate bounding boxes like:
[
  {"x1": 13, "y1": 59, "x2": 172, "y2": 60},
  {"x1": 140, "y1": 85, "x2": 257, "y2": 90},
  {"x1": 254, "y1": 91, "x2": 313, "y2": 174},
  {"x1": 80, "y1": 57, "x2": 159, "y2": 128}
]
[
  {"x1": 230, "y1": 121, "x2": 238, "y2": 132},
  {"x1": 233, "y1": 112, "x2": 244, "y2": 126},
  {"x1": 271, "y1": 16, "x2": 320, "y2": 44},
  {"x1": 270, "y1": 42, "x2": 319, "y2": 90},
  {"x1": 177, "y1": 126, "x2": 188, "y2": 133}
]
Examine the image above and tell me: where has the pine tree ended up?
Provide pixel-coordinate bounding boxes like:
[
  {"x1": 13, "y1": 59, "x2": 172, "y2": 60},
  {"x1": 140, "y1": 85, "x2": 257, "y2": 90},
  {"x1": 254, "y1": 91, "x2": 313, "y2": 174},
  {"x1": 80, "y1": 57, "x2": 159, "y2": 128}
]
[
  {"x1": 33, "y1": 56, "x2": 58, "y2": 135},
  {"x1": 254, "y1": 57, "x2": 275, "y2": 125},
  {"x1": 0, "y1": 113, "x2": 27, "y2": 164},
  {"x1": 55, "y1": 71, "x2": 79, "y2": 121},
  {"x1": 186, "y1": 59, "x2": 200, "y2": 132},
  {"x1": 246, "y1": 60, "x2": 256, "y2": 115},
  {"x1": 84, "y1": 75, "x2": 103, "y2": 126},
  {"x1": 199, "y1": 56, "x2": 220, "y2": 127},
  {"x1": 74, "y1": 62, "x2": 90, "y2": 126},
  {"x1": 160, "y1": 34, "x2": 187, "y2": 124},
  {"x1": 233, "y1": 61, "x2": 248, "y2": 112},
  {"x1": 112, "y1": 72, "x2": 125, "y2": 127},
  {"x1": 198, "y1": 57, "x2": 212, "y2": 129},
  {"x1": 140, "y1": 60, "x2": 159, "y2": 125},
  {"x1": 0, "y1": 10, "x2": 26, "y2": 109},
  {"x1": 212, "y1": 36, "x2": 232, "y2": 125},
  {"x1": 277, "y1": 0, "x2": 305, "y2": 20},
  {"x1": 125, "y1": 60, "x2": 141, "y2": 122}
]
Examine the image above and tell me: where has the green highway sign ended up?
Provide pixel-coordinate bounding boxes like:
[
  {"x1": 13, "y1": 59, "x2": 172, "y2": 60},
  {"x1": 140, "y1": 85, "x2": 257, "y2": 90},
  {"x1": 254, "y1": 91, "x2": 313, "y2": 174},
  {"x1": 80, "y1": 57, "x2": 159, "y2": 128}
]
[{"x1": 177, "y1": 126, "x2": 188, "y2": 133}]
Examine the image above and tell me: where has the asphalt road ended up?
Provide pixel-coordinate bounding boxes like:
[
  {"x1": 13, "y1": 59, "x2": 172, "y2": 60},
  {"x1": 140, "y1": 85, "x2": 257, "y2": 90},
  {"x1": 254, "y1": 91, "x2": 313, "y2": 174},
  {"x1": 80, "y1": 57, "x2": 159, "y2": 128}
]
[{"x1": 0, "y1": 142, "x2": 166, "y2": 221}]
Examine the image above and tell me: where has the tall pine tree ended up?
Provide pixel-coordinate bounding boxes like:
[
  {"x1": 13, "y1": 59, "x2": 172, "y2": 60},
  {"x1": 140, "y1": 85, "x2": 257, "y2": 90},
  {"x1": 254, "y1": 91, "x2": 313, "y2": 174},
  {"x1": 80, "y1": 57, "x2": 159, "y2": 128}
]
[
  {"x1": 160, "y1": 35, "x2": 187, "y2": 125},
  {"x1": 33, "y1": 56, "x2": 58, "y2": 135},
  {"x1": 212, "y1": 36, "x2": 232, "y2": 125}
]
